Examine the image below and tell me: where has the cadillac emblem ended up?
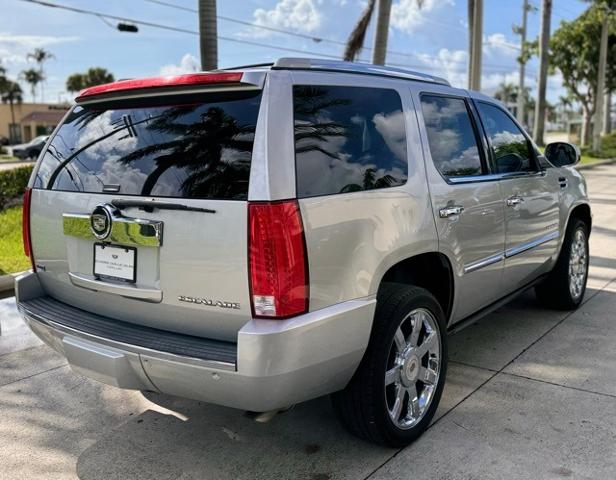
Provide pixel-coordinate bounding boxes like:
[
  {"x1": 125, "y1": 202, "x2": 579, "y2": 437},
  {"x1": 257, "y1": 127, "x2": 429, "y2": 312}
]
[{"x1": 90, "y1": 204, "x2": 112, "y2": 240}]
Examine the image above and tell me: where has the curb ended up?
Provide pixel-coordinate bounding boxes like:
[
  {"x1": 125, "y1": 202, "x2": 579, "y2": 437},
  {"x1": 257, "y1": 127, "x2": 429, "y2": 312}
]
[
  {"x1": 576, "y1": 158, "x2": 616, "y2": 170},
  {"x1": 0, "y1": 271, "x2": 25, "y2": 296}
]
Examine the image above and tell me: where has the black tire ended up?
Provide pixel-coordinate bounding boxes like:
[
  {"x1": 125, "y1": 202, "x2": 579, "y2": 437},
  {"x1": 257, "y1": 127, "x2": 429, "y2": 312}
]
[
  {"x1": 331, "y1": 283, "x2": 448, "y2": 447},
  {"x1": 536, "y1": 218, "x2": 589, "y2": 310}
]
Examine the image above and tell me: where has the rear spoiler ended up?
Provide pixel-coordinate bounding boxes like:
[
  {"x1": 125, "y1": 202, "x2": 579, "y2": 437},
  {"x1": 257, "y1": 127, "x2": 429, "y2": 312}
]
[{"x1": 75, "y1": 71, "x2": 264, "y2": 104}]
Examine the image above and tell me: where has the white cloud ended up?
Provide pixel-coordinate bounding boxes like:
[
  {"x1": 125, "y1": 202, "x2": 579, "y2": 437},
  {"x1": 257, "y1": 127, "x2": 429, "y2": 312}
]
[
  {"x1": 0, "y1": 33, "x2": 78, "y2": 73},
  {"x1": 390, "y1": 0, "x2": 454, "y2": 34},
  {"x1": 159, "y1": 54, "x2": 199, "y2": 76},
  {"x1": 483, "y1": 33, "x2": 519, "y2": 58},
  {"x1": 247, "y1": 0, "x2": 322, "y2": 37},
  {"x1": 416, "y1": 48, "x2": 468, "y2": 88}
]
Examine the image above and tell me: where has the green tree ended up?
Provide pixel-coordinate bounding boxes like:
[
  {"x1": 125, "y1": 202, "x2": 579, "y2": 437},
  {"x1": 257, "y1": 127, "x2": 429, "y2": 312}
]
[
  {"x1": 549, "y1": 4, "x2": 616, "y2": 145},
  {"x1": 1, "y1": 81, "x2": 23, "y2": 143},
  {"x1": 65, "y1": 68, "x2": 115, "y2": 93},
  {"x1": 494, "y1": 83, "x2": 517, "y2": 103},
  {"x1": 27, "y1": 48, "x2": 54, "y2": 102},
  {"x1": 20, "y1": 68, "x2": 44, "y2": 102}
]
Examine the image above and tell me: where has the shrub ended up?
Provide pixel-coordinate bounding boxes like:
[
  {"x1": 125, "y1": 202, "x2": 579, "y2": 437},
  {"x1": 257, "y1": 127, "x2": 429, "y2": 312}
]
[
  {"x1": 0, "y1": 165, "x2": 34, "y2": 210},
  {"x1": 580, "y1": 132, "x2": 616, "y2": 159}
]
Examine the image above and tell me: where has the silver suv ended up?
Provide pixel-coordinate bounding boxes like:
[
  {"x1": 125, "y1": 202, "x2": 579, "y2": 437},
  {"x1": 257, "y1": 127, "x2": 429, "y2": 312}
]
[{"x1": 17, "y1": 58, "x2": 591, "y2": 446}]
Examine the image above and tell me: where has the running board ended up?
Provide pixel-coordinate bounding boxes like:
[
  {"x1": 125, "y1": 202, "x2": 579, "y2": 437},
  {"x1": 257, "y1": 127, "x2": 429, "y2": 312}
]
[{"x1": 447, "y1": 274, "x2": 547, "y2": 335}]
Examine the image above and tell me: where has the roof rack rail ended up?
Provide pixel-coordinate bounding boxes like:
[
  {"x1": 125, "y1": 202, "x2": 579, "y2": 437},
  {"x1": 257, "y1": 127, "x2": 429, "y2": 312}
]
[
  {"x1": 272, "y1": 57, "x2": 450, "y2": 86},
  {"x1": 219, "y1": 62, "x2": 274, "y2": 71}
]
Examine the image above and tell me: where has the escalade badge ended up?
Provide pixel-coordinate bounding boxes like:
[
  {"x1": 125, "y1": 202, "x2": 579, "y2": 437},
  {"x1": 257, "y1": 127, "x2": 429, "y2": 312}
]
[
  {"x1": 90, "y1": 204, "x2": 112, "y2": 240},
  {"x1": 178, "y1": 295, "x2": 240, "y2": 310}
]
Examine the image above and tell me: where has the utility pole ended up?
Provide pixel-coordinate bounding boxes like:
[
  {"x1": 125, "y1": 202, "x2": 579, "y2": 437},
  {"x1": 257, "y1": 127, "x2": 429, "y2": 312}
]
[
  {"x1": 533, "y1": 0, "x2": 552, "y2": 146},
  {"x1": 514, "y1": 0, "x2": 535, "y2": 125},
  {"x1": 198, "y1": 0, "x2": 218, "y2": 71},
  {"x1": 468, "y1": 0, "x2": 483, "y2": 90},
  {"x1": 372, "y1": 0, "x2": 392, "y2": 65},
  {"x1": 593, "y1": 7, "x2": 609, "y2": 152}
]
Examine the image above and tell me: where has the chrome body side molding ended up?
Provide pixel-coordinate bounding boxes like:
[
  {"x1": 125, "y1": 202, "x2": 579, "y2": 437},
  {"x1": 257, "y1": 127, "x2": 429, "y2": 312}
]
[
  {"x1": 463, "y1": 253, "x2": 504, "y2": 274},
  {"x1": 505, "y1": 230, "x2": 560, "y2": 258},
  {"x1": 463, "y1": 230, "x2": 559, "y2": 274}
]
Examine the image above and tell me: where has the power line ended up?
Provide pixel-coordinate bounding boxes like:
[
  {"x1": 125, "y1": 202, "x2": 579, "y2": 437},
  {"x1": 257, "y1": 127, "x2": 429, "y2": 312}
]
[
  {"x1": 142, "y1": 0, "x2": 427, "y2": 60},
  {"x1": 16, "y1": 0, "x2": 535, "y2": 76}
]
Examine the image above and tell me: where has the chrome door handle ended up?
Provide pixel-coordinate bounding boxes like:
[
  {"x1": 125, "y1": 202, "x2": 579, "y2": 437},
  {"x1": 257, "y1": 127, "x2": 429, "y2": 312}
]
[
  {"x1": 506, "y1": 196, "x2": 524, "y2": 207},
  {"x1": 439, "y1": 205, "x2": 465, "y2": 218}
]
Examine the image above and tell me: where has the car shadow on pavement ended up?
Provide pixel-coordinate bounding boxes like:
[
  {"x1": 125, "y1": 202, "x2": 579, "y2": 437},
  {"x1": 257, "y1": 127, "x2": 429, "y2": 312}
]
[{"x1": 71, "y1": 286, "x2": 614, "y2": 480}]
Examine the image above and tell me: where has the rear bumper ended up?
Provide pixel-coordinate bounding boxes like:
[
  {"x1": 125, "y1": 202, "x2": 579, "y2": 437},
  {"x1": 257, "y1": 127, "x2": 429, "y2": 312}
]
[{"x1": 16, "y1": 272, "x2": 375, "y2": 411}]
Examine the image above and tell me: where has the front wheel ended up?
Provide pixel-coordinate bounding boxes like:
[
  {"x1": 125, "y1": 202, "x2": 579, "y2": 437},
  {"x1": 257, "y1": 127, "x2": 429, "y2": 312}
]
[
  {"x1": 331, "y1": 284, "x2": 447, "y2": 447},
  {"x1": 536, "y1": 218, "x2": 589, "y2": 310}
]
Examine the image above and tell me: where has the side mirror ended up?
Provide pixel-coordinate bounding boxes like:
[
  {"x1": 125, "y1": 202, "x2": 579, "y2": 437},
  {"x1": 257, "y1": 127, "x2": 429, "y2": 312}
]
[{"x1": 544, "y1": 142, "x2": 581, "y2": 167}]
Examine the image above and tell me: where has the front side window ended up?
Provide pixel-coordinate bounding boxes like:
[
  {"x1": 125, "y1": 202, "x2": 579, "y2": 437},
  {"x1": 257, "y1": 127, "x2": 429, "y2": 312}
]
[
  {"x1": 420, "y1": 95, "x2": 483, "y2": 178},
  {"x1": 293, "y1": 85, "x2": 408, "y2": 198},
  {"x1": 477, "y1": 102, "x2": 535, "y2": 174},
  {"x1": 34, "y1": 90, "x2": 262, "y2": 200}
]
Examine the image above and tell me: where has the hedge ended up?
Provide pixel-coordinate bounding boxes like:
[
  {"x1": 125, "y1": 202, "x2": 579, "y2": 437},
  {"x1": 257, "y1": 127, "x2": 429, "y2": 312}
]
[{"x1": 0, "y1": 165, "x2": 34, "y2": 210}]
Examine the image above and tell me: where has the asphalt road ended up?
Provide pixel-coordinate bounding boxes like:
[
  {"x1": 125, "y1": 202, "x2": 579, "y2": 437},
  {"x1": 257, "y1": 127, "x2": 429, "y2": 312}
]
[{"x1": 1, "y1": 164, "x2": 615, "y2": 479}]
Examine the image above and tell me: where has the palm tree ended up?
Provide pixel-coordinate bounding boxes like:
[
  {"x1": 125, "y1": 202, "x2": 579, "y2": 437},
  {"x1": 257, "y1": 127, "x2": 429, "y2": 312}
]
[
  {"x1": 27, "y1": 48, "x2": 54, "y2": 102},
  {"x1": 343, "y1": 0, "x2": 423, "y2": 64},
  {"x1": 20, "y1": 69, "x2": 44, "y2": 102},
  {"x1": 1, "y1": 81, "x2": 23, "y2": 143},
  {"x1": 494, "y1": 83, "x2": 517, "y2": 104},
  {"x1": 198, "y1": 0, "x2": 218, "y2": 69},
  {"x1": 66, "y1": 68, "x2": 115, "y2": 93}
]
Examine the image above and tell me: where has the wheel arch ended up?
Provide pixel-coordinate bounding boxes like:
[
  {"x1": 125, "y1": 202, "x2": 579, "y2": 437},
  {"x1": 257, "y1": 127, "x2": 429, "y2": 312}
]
[
  {"x1": 377, "y1": 252, "x2": 455, "y2": 322},
  {"x1": 567, "y1": 202, "x2": 592, "y2": 234}
]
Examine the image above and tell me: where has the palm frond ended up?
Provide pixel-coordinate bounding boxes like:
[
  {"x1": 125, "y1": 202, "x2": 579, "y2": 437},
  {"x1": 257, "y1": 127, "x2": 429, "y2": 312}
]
[{"x1": 343, "y1": 0, "x2": 376, "y2": 62}]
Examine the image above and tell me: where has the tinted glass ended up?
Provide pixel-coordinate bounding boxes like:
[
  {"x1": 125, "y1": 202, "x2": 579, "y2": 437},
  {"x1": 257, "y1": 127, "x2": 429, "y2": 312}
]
[
  {"x1": 477, "y1": 102, "x2": 534, "y2": 174},
  {"x1": 293, "y1": 85, "x2": 408, "y2": 197},
  {"x1": 34, "y1": 91, "x2": 262, "y2": 200},
  {"x1": 420, "y1": 95, "x2": 483, "y2": 178}
]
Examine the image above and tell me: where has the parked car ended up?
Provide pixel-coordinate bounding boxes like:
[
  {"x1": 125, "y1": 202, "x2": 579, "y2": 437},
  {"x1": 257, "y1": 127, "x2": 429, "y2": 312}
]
[
  {"x1": 11, "y1": 135, "x2": 49, "y2": 160},
  {"x1": 16, "y1": 58, "x2": 591, "y2": 447}
]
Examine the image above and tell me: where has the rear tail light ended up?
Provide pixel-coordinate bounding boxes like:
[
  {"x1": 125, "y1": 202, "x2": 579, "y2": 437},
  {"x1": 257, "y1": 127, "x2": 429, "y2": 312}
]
[
  {"x1": 248, "y1": 200, "x2": 309, "y2": 318},
  {"x1": 22, "y1": 187, "x2": 36, "y2": 271}
]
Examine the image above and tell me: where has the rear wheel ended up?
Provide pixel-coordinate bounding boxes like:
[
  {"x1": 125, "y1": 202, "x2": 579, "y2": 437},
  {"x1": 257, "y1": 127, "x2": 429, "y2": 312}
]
[
  {"x1": 536, "y1": 218, "x2": 589, "y2": 310},
  {"x1": 331, "y1": 284, "x2": 447, "y2": 447}
]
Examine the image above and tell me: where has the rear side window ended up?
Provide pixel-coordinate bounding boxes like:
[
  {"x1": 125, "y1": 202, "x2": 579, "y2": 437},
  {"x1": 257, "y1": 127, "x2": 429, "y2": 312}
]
[
  {"x1": 293, "y1": 85, "x2": 408, "y2": 198},
  {"x1": 476, "y1": 102, "x2": 534, "y2": 174},
  {"x1": 420, "y1": 95, "x2": 483, "y2": 178},
  {"x1": 34, "y1": 90, "x2": 262, "y2": 200}
]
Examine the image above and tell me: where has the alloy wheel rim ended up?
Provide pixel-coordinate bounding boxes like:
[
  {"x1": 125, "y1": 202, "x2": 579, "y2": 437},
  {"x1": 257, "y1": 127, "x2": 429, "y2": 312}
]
[
  {"x1": 384, "y1": 308, "x2": 441, "y2": 430},
  {"x1": 568, "y1": 228, "x2": 587, "y2": 300}
]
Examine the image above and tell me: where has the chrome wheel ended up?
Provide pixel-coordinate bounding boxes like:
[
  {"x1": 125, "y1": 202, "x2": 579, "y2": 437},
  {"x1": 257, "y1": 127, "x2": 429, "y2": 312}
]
[
  {"x1": 568, "y1": 228, "x2": 587, "y2": 300},
  {"x1": 385, "y1": 308, "x2": 441, "y2": 429}
]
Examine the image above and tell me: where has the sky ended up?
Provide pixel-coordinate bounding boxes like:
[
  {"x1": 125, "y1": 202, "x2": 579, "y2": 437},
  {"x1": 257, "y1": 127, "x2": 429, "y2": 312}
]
[{"x1": 0, "y1": 0, "x2": 588, "y2": 105}]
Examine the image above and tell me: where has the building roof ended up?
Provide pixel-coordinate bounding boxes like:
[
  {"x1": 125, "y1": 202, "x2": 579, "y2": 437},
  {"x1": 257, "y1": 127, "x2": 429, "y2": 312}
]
[{"x1": 20, "y1": 110, "x2": 66, "y2": 124}]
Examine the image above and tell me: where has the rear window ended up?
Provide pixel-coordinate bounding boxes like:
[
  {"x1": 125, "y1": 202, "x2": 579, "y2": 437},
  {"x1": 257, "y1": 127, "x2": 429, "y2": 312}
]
[
  {"x1": 293, "y1": 85, "x2": 408, "y2": 198},
  {"x1": 34, "y1": 90, "x2": 262, "y2": 200}
]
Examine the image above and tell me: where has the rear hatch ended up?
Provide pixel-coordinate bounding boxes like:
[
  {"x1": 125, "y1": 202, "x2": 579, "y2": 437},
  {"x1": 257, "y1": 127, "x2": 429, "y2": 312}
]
[{"x1": 28, "y1": 73, "x2": 264, "y2": 342}]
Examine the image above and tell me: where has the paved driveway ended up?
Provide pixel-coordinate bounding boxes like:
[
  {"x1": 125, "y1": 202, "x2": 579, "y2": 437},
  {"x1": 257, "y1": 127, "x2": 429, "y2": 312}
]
[{"x1": 1, "y1": 164, "x2": 615, "y2": 479}]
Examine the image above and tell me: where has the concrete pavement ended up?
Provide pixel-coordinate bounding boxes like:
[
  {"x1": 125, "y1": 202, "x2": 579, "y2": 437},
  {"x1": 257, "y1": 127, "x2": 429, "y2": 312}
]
[{"x1": 1, "y1": 163, "x2": 615, "y2": 479}]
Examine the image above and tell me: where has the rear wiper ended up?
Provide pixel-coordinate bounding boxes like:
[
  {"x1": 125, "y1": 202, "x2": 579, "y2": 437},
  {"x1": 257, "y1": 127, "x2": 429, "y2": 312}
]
[{"x1": 111, "y1": 199, "x2": 216, "y2": 214}]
